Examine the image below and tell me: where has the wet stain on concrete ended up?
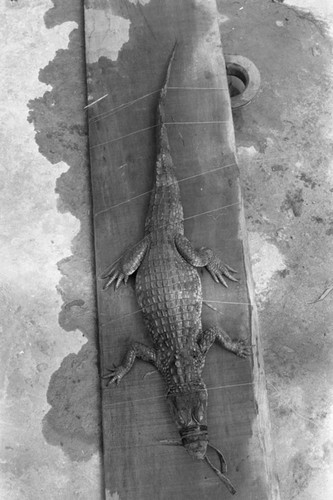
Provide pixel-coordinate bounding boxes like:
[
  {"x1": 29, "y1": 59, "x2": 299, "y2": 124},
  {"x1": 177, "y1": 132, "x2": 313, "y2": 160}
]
[
  {"x1": 311, "y1": 216, "x2": 324, "y2": 224},
  {"x1": 27, "y1": 0, "x2": 101, "y2": 462},
  {"x1": 298, "y1": 172, "x2": 317, "y2": 189},
  {"x1": 12, "y1": 0, "x2": 332, "y2": 496},
  {"x1": 217, "y1": 0, "x2": 333, "y2": 498},
  {"x1": 43, "y1": 344, "x2": 100, "y2": 461},
  {"x1": 326, "y1": 223, "x2": 333, "y2": 236},
  {"x1": 63, "y1": 298, "x2": 85, "y2": 310},
  {"x1": 277, "y1": 269, "x2": 290, "y2": 278},
  {"x1": 271, "y1": 164, "x2": 288, "y2": 174},
  {"x1": 282, "y1": 188, "x2": 304, "y2": 217}
]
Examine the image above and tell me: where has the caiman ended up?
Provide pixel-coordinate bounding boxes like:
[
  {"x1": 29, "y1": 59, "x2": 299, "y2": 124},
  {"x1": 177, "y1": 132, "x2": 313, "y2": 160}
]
[{"x1": 101, "y1": 44, "x2": 251, "y2": 495}]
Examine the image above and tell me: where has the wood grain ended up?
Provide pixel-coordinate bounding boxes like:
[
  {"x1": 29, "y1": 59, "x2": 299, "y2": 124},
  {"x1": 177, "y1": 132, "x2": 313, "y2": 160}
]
[{"x1": 84, "y1": 0, "x2": 279, "y2": 498}]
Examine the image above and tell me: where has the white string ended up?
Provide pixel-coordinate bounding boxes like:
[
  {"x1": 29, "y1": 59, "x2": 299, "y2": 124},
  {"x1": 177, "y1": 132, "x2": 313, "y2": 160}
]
[
  {"x1": 204, "y1": 300, "x2": 252, "y2": 307},
  {"x1": 168, "y1": 87, "x2": 228, "y2": 91},
  {"x1": 96, "y1": 200, "x2": 238, "y2": 226},
  {"x1": 99, "y1": 308, "x2": 142, "y2": 328},
  {"x1": 95, "y1": 189, "x2": 152, "y2": 217},
  {"x1": 178, "y1": 162, "x2": 236, "y2": 183},
  {"x1": 89, "y1": 125, "x2": 157, "y2": 149},
  {"x1": 90, "y1": 89, "x2": 160, "y2": 123},
  {"x1": 165, "y1": 121, "x2": 229, "y2": 125},
  {"x1": 99, "y1": 297, "x2": 249, "y2": 329},
  {"x1": 183, "y1": 201, "x2": 240, "y2": 221},
  {"x1": 89, "y1": 86, "x2": 229, "y2": 122},
  {"x1": 89, "y1": 120, "x2": 230, "y2": 149},
  {"x1": 93, "y1": 162, "x2": 236, "y2": 218},
  {"x1": 103, "y1": 381, "x2": 254, "y2": 407},
  {"x1": 84, "y1": 93, "x2": 109, "y2": 109}
]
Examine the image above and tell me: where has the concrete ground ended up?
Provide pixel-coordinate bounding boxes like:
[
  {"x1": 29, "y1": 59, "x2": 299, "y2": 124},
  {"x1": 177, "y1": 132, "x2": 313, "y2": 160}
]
[
  {"x1": 217, "y1": 1, "x2": 333, "y2": 498},
  {"x1": 0, "y1": 0, "x2": 332, "y2": 499}
]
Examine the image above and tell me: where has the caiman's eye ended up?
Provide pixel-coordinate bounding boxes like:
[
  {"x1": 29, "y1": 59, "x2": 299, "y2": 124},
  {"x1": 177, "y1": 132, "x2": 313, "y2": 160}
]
[
  {"x1": 193, "y1": 407, "x2": 204, "y2": 423},
  {"x1": 178, "y1": 411, "x2": 188, "y2": 425},
  {"x1": 199, "y1": 390, "x2": 207, "y2": 402}
]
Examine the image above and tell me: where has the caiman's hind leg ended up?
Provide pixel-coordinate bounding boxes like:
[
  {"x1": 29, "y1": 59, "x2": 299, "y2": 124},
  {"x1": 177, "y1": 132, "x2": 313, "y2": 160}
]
[
  {"x1": 175, "y1": 234, "x2": 237, "y2": 287},
  {"x1": 101, "y1": 236, "x2": 149, "y2": 290},
  {"x1": 103, "y1": 342, "x2": 158, "y2": 385},
  {"x1": 198, "y1": 326, "x2": 251, "y2": 359}
]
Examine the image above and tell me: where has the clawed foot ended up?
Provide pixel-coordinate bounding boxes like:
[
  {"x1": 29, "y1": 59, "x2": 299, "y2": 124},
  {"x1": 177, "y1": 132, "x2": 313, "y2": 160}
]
[
  {"x1": 101, "y1": 261, "x2": 129, "y2": 290},
  {"x1": 234, "y1": 340, "x2": 253, "y2": 359},
  {"x1": 206, "y1": 254, "x2": 238, "y2": 288},
  {"x1": 102, "y1": 365, "x2": 127, "y2": 386}
]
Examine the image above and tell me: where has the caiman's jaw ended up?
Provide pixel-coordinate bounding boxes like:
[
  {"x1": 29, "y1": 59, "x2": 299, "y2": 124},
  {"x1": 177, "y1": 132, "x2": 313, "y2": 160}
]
[{"x1": 180, "y1": 425, "x2": 208, "y2": 460}]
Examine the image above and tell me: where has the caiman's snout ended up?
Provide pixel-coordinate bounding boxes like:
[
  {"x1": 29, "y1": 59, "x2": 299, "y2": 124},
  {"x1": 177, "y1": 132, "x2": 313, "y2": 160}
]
[
  {"x1": 180, "y1": 425, "x2": 208, "y2": 460},
  {"x1": 184, "y1": 437, "x2": 208, "y2": 460}
]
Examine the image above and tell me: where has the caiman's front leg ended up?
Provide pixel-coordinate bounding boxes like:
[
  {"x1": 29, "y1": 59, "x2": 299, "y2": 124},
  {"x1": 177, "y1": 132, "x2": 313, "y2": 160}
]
[
  {"x1": 198, "y1": 326, "x2": 251, "y2": 359},
  {"x1": 102, "y1": 236, "x2": 149, "y2": 290},
  {"x1": 103, "y1": 342, "x2": 157, "y2": 385},
  {"x1": 175, "y1": 234, "x2": 237, "y2": 287}
]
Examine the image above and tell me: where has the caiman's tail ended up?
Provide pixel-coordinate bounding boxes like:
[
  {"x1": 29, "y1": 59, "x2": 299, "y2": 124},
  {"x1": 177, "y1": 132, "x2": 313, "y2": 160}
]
[
  {"x1": 156, "y1": 41, "x2": 177, "y2": 159},
  {"x1": 154, "y1": 41, "x2": 178, "y2": 188},
  {"x1": 145, "y1": 42, "x2": 184, "y2": 234}
]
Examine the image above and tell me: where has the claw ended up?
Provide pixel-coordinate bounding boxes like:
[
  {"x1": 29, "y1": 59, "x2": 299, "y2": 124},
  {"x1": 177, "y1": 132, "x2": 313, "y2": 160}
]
[
  {"x1": 102, "y1": 364, "x2": 126, "y2": 386},
  {"x1": 102, "y1": 367, "x2": 116, "y2": 377},
  {"x1": 101, "y1": 258, "x2": 130, "y2": 291},
  {"x1": 235, "y1": 341, "x2": 253, "y2": 358},
  {"x1": 102, "y1": 366, "x2": 117, "y2": 385},
  {"x1": 207, "y1": 256, "x2": 238, "y2": 287},
  {"x1": 216, "y1": 271, "x2": 228, "y2": 288},
  {"x1": 103, "y1": 373, "x2": 119, "y2": 386},
  {"x1": 212, "y1": 273, "x2": 220, "y2": 284},
  {"x1": 100, "y1": 260, "x2": 120, "y2": 279},
  {"x1": 102, "y1": 375, "x2": 115, "y2": 386},
  {"x1": 223, "y1": 270, "x2": 238, "y2": 282},
  {"x1": 225, "y1": 263, "x2": 237, "y2": 274},
  {"x1": 102, "y1": 371, "x2": 115, "y2": 380},
  {"x1": 103, "y1": 273, "x2": 117, "y2": 290},
  {"x1": 115, "y1": 273, "x2": 125, "y2": 290}
]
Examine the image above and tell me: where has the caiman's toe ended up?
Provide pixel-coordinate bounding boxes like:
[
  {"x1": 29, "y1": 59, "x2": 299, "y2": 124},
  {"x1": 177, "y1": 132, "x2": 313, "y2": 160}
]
[
  {"x1": 102, "y1": 374, "x2": 119, "y2": 386},
  {"x1": 223, "y1": 270, "x2": 238, "y2": 282},
  {"x1": 102, "y1": 270, "x2": 129, "y2": 291},
  {"x1": 102, "y1": 366, "x2": 126, "y2": 386},
  {"x1": 103, "y1": 276, "x2": 116, "y2": 290},
  {"x1": 225, "y1": 263, "x2": 237, "y2": 273},
  {"x1": 206, "y1": 256, "x2": 238, "y2": 287},
  {"x1": 235, "y1": 340, "x2": 253, "y2": 358}
]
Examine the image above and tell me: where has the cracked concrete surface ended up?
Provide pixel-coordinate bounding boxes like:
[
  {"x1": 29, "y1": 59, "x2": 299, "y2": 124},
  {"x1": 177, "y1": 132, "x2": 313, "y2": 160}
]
[
  {"x1": 0, "y1": 0, "x2": 102, "y2": 499},
  {"x1": 85, "y1": 9, "x2": 130, "y2": 64},
  {"x1": 0, "y1": 0, "x2": 332, "y2": 499},
  {"x1": 217, "y1": 0, "x2": 333, "y2": 498}
]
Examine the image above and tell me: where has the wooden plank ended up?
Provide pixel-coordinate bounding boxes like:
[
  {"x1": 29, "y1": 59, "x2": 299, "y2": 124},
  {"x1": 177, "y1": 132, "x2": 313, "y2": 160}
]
[{"x1": 84, "y1": 0, "x2": 279, "y2": 498}]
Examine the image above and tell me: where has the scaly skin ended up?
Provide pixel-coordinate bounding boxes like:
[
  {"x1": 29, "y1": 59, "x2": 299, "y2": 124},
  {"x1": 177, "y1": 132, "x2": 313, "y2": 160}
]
[{"x1": 102, "y1": 45, "x2": 251, "y2": 494}]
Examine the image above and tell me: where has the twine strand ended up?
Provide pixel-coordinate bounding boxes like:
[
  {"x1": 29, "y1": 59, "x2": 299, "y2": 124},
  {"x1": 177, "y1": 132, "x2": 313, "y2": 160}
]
[{"x1": 88, "y1": 86, "x2": 229, "y2": 122}]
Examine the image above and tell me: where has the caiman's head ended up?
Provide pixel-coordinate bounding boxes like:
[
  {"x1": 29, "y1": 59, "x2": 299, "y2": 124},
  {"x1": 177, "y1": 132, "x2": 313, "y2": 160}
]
[
  {"x1": 167, "y1": 386, "x2": 208, "y2": 460},
  {"x1": 165, "y1": 385, "x2": 237, "y2": 494}
]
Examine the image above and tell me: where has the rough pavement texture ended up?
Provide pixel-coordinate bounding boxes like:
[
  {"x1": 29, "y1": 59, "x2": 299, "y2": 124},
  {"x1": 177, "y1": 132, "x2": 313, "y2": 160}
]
[
  {"x1": 1, "y1": 0, "x2": 102, "y2": 499},
  {"x1": 27, "y1": 1, "x2": 101, "y2": 464},
  {"x1": 217, "y1": 0, "x2": 333, "y2": 498},
  {"x1": 1, "y1": 0, "x2": 332, "y2": 499}
]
